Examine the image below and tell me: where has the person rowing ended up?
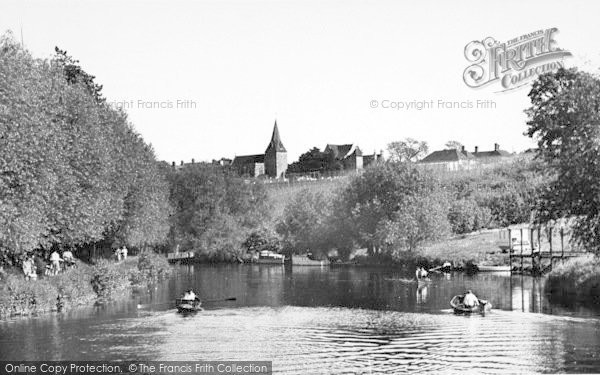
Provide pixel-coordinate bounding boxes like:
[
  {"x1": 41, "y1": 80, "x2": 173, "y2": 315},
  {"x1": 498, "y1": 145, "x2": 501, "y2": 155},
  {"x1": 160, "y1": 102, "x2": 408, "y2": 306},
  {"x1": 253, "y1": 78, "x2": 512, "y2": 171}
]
[
  {"x1": 182, "y1": 289, "x2": 201, "y2": 303},
  {"x1": 463, "y1": 290, "x2": 479, "y2": 308},
  {"x1": 415, "y1": 267, "x2": 428, "y2": 280}
]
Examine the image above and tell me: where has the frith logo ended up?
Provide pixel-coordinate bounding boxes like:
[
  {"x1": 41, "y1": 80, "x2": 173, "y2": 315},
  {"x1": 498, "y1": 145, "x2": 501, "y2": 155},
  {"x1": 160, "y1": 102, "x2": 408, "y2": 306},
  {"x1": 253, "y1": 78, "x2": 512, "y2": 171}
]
[{"x1": 463, "y1": 28, "x2": 572, "y2": 92}]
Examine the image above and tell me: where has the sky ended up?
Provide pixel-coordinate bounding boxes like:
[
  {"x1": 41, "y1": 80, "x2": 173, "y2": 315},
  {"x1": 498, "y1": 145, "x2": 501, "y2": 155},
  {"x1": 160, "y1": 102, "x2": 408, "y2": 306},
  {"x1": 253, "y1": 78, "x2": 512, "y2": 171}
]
[{"x1": 2, "y1": 0, "x2": 600, "y2": 163}]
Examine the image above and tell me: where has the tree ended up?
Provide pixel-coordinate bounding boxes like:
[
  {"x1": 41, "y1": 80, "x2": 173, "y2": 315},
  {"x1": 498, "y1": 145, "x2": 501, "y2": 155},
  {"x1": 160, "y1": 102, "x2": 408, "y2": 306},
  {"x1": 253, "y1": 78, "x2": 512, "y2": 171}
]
[
  {"x1": 276, "y1": 188, "x2": 333, "y2": 256},
  {"x1": 387, "y1": 138, "x2": 429, "y2": 162},
  {"x1": 0, "y1": 32, "x2": 172, "y2": 260},
  {"x1": 165, "y1": 164, "x2": 269, "y2": 260},
  {"x1": 375, "y1": 193, "x2": 450, "y2": 253},
  {"x1": 448, "y1": 198, "x2": 492, "y2": 234},
  {"x1": 445, "y1": 140, "x2": 463, "y2": 150},
  {"x1": 334, "y1": 162, "x2": 440, "y2": 255},
  {"x1": 526, "y1": 67, "x2": 600, "y2": 253},
  {"x1": 287, "y1": 147, "x2": 327, "y2": 174}
]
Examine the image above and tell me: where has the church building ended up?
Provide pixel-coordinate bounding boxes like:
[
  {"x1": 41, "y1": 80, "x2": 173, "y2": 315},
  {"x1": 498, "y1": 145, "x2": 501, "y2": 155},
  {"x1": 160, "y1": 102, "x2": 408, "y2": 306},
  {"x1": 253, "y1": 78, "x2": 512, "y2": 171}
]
[{"x1": 232, "y1": 121, "x2": 288, "y2": 179}]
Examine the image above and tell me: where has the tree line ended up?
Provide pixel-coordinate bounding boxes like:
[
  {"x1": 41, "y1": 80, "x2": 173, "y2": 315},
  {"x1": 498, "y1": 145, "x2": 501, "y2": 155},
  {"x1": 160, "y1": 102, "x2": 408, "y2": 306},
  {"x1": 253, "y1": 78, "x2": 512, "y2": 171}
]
[{"x1": 0, "y1": 32, "x2": 171, "y2": 263}]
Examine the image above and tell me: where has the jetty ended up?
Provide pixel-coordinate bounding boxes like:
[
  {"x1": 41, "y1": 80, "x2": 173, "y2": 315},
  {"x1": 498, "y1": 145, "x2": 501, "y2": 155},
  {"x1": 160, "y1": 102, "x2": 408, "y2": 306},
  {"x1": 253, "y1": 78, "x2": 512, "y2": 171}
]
[{"x1": 502, "y1": 224, "x2": 588, "y2": 274}]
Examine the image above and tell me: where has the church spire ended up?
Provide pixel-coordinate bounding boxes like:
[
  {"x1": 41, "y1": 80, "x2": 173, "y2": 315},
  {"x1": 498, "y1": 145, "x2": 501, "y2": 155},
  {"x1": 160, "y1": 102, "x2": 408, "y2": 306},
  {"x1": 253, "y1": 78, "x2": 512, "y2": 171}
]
[{"x1": 266, "y1": 120, "x2": 286, "y2": 153}]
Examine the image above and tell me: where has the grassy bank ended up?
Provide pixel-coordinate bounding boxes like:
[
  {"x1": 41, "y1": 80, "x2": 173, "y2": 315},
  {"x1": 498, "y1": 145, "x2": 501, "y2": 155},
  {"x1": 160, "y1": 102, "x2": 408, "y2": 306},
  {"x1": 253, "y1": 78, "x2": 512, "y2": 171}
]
[
  {"x1": 545, "y1": 255, "x2": 600, "y2": 306},
  {"x1": 0, "y1": 253, "x2": 171, "y2": 319},
  {"x1": 420, "y1": 229, "x2": 509, "y2": 267}
]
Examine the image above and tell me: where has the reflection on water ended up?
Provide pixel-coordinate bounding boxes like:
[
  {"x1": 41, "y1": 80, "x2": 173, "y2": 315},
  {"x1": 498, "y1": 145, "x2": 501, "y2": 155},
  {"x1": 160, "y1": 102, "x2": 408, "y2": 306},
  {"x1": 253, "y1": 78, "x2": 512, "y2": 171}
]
[
  {"x1": 416, "y1": 286, "x2": 428, "y2": 304},
  {"x1": 1, "y1": 264, "x2": 599, "y2": 373}
]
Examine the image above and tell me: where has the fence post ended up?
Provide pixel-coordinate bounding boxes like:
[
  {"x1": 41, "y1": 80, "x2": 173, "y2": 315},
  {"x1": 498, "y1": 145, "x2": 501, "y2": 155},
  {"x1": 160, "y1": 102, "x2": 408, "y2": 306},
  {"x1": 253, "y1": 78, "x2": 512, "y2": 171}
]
[
  {"x1": 508, "y1": 228, "x2": 512, "y2": 271},
  {"x1": 520, "y1": 228, "x2": 524, "y2": 271},
  {"x1": 549, "y1": 227, "x2": 553, "y2": 271},
  {"x1": 560, "y1": 228, "x2": 565, "y2": 258}
]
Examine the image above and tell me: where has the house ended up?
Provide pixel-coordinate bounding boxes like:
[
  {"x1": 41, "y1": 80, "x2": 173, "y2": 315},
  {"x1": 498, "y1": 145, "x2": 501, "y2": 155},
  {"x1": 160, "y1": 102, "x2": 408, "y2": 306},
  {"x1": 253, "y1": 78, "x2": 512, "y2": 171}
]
[
  {"x1": 419, "y1": 146, "x2": 477, "y2": 171},
  {"x1": 212, "y1": 158, "x2": 232, "y2": 166},
  {"x1": 324, "y1": 144, "x2": 363, "y2": 171},
  {"x1": 363, "y1": 150, "x2": 384, "y2": 168},
  {"x1": 232, "y1": 121, "x2": 288, "y2": 178},
  {"x1": 472, "y1": 143, "x2": 511, "y2": 159}
]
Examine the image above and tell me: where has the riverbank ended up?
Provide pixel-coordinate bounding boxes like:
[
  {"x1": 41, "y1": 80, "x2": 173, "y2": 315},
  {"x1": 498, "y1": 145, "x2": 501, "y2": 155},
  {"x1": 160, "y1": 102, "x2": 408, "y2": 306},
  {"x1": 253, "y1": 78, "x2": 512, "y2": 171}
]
[
  {"x1": 545, "y1": 254, "x2": 600, "y2": 306},
  {"x1": 0, "y1": 253, "x2": 171, "y2": 319},
  {"x1": 331, "y1": 229, "x2": 507, "y2": 271}
]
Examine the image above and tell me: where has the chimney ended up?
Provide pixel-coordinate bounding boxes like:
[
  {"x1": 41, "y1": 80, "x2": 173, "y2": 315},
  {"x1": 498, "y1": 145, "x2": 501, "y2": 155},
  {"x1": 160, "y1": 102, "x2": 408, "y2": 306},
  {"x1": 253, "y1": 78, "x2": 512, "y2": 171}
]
[
  {"x1": 191, "y1": 158, "x2": 195, "y2": 164},
  {"x1": 474, "y1": 146, "x2": 478, "y2": 153},
  {"x1": 461, "y1": 145, "x2": 465, "y2": 152},
  {"x1": 171, "y1": 161, "x2": 175, "y2": 167},
  {"x1": 494, "y1": 143, "x2": 499, "y2": 151},
  {"x1": 180, "y1": 160, "x2": 184, "y2": 166}
]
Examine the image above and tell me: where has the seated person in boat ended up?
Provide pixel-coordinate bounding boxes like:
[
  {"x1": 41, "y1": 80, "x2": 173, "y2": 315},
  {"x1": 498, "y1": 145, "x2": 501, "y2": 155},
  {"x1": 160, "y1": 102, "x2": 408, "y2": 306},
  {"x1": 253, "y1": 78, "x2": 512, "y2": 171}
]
[
  {"x1": 182, "y1": 289, "x2": 200, "y2": 303},
  {"x1": 463, "y1": 290, "x2": 479, "y2": 307}
]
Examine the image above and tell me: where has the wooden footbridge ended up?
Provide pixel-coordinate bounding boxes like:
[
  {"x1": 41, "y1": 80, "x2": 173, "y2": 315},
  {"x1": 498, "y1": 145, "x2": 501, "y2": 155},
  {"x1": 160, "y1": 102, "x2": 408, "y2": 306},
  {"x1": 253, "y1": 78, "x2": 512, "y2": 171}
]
[{"x1": 503, "y1": 225, "x2": 588, "y2": 275}]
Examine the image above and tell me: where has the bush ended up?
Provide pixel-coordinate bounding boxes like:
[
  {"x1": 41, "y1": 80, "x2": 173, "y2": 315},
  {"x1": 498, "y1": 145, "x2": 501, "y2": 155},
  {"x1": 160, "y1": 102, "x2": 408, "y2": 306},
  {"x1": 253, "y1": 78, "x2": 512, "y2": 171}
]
[
  {"x1": 52, "y1": 263, "x2": 95, "y2": 306},
  {"x1": 91, "y1": 260, "x2": 131, "y2": 300},
  {"x1": 546, "y1": 255, "x2": 600, "y2": 306},
  {"x1": 137, "y1": 252, "x2": 171, "y2": 282},
  {"x1": 0, "y1": 275, "x2": 58, "y2": 317}
]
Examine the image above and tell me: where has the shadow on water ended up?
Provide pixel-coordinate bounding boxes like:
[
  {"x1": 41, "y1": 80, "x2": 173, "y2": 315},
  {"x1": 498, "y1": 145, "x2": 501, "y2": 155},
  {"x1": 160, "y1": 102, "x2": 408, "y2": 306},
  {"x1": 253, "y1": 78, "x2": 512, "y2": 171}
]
[{"x1": 1, "y1": 264, "x2": 600, "y2": 373}]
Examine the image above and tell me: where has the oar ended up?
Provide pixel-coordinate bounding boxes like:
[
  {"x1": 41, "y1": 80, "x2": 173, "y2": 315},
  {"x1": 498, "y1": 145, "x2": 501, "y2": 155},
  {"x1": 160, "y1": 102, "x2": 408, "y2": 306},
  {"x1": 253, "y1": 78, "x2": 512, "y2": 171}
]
[
  {"x1": 203, "y1": 297, "x2": 236, "y2": 303},
  {"x1": 136, "y1": 301, "x2": 172, "y2": 309},
  {"x1": 137, "y1": 297, "x2": 236, "y2": 309}
]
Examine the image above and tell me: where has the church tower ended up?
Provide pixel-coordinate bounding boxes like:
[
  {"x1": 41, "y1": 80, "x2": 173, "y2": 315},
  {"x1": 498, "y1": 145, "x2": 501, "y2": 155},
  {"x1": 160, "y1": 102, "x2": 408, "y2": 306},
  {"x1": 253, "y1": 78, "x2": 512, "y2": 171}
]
[{"x1": 264, "y1": 120, "x2": 287, "y2": 178}]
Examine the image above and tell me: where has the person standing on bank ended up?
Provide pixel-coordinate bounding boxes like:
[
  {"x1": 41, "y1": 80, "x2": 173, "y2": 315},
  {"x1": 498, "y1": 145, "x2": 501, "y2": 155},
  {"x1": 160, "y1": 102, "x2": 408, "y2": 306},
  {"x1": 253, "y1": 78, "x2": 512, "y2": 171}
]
[{"x1": 49, "y1": 250, "x2": 62, "y2": 275}]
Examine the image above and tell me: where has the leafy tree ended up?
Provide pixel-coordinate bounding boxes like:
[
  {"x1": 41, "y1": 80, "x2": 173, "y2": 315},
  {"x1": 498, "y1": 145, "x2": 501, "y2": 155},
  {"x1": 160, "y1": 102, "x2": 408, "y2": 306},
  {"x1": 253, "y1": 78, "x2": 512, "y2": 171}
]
[
  {"x1": 445, "y1": 140, "x2": 463, "y2": 150},
  {"x1": 375, "y1": 193, "x2": 450, "y2": 253},
  {"x1": 287, "y1": 147, "x2": 327, "y2": 173},
  {"x1": 526, "y1": 67, "x2": 600, "y2": 253},
  {"x1": 448, "y1": 199, "x2": 492, "y2": 234},
  {"x1": 287, "y1": 146, "x2": 346, "y2": 174},
  {"x1": 334, "y1": 162, "x2": 440, "y2": 255},
  {"x1": 0, "y1": 32, "x2": 171, "y2": 260},
  {"x1": 276, "y1": 188, "x2": 333, "y2": 256},
  {"x1": 54, "y1": 47, "x2": 104, "y2": 103},
  {"x1": 387, "y1": 138, "x2": 429, "y2": 162},
  {"x1": 165, "y1": 164, "x2": 269, "y2": 260}
]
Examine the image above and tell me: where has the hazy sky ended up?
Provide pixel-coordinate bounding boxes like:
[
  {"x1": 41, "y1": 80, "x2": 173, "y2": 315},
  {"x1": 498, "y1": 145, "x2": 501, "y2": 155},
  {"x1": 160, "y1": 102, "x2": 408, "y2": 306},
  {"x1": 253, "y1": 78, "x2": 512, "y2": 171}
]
[{"x1": 2, "y1": 0, "x2": 599, "y2": 163}]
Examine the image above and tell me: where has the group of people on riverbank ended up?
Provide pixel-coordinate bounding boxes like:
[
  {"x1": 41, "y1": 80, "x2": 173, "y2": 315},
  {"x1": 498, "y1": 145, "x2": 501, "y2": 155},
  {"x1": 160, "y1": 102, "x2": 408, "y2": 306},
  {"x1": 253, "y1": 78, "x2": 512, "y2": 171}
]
[
  {"x1": 114, "y1": 246, "x2": 128, "y2": 262},
  {"x1": 21, "y1": 250, "x2": 77, "y2": 279}
]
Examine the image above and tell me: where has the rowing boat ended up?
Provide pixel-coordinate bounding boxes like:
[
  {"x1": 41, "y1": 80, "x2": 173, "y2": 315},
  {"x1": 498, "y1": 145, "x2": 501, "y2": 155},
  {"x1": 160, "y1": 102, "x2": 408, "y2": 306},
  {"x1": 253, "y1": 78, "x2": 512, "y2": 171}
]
[
  {"x1": 176, "y1": 299, "x2": 203, "y2": 313},
  {"x1": 450, "y1": 295, "x2": 492, "y2": 314}
]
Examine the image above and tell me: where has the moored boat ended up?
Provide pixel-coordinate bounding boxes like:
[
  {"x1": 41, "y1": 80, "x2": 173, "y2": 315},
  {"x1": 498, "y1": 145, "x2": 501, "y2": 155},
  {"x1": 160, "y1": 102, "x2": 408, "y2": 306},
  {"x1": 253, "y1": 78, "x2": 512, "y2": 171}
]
[
  {"x1": 292, "y1": 254, "x2": 330, "y2": 266},
  {"x1": 477, "y1": 264, "x2": 511, "y2": 272},
  {"x1": 256, "y1": 250, "x2": 285, "y2": 264},
  {"x1": 450, "y1": 295, "x2": 492, "y2": 314}
]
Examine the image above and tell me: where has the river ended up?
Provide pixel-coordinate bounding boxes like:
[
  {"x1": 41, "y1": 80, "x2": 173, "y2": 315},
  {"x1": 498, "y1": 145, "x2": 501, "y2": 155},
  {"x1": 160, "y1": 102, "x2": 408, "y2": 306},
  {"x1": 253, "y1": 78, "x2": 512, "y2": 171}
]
[{"x1": 1, "y1": 264, "x2": 600, "y2": 373}]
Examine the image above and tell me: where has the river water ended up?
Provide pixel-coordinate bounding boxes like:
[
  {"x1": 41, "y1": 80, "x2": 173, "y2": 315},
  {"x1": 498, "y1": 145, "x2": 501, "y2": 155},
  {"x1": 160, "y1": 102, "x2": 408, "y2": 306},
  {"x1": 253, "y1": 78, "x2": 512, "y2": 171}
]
[{"x1": 1, "y1": 264, "x2": 600, "y2": 373}]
